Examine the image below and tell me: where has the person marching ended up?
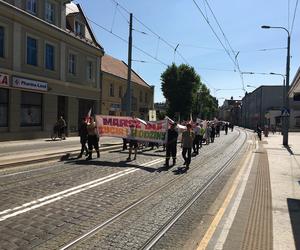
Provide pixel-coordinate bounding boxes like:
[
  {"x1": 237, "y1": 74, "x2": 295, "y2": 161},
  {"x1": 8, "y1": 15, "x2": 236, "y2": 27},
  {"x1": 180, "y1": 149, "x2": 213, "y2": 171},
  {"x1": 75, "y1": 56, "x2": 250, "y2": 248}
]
[
  {"x1": 193, "y1": 123, "x2": 201, "y2": 155},
  {"x1": 199, "y1": 124, "x2": 205, "y2": 148},
  {"x1": 86, "y1": 117, "x2": 100, "y2": 160},
  {"x1": 77, "y1": 117, "x2": 88, "y2": 158},
  {"x1": 165, "y1": 123, "x2": 178, "y2": 169},
  {"x1": 210, "y1": 124, "x2": 216, "y2": 143},
  {"x1": 127, "y1": 124, "x2": 138, "y2": 161},
  {"x1": 181, "y1": 123, "x2": 195, "y2": 170}
]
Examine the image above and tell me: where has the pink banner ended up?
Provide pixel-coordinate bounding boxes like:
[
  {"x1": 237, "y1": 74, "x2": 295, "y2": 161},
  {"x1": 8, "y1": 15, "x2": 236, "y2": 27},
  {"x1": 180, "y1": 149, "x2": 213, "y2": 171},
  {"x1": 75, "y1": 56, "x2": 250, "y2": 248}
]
[{"x1": 95, "y1": 115, "x2": 168, "y2": 143}]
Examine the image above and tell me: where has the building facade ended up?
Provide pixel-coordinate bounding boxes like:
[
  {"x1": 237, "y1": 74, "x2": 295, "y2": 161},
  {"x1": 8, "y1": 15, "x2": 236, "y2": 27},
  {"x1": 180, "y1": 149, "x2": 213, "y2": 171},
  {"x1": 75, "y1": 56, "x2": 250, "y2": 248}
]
[
  {"x1": 218, "y1": 98, "x2": 241, "y2": 125},
  {"x1": 100, "y1": 55, "x2": 154, "y2": 120},
  {"x1": 241, "y1": 85, "x2": 300, "y2": 130},
  {"x1": 0, "y1": 1, "x2": 103, "y2": 140}
]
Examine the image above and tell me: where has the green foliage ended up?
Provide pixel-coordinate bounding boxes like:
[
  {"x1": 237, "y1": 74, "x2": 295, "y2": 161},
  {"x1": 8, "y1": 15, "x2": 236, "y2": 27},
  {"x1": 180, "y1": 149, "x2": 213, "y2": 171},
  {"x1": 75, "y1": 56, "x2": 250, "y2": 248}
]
[
  {"x1": 161, "y1": 63, "x2": 200, "y2": 120},
  {"x1": 161, "y1": 63, "x2": 217, "y2": 121}
]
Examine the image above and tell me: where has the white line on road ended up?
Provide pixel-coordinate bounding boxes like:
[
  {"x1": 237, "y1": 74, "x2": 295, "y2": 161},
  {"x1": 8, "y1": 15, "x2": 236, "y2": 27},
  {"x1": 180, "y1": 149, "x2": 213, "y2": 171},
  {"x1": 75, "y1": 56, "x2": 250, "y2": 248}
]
[{"x1": 0, "y1": 158, "x2": 163, "y2": 221}]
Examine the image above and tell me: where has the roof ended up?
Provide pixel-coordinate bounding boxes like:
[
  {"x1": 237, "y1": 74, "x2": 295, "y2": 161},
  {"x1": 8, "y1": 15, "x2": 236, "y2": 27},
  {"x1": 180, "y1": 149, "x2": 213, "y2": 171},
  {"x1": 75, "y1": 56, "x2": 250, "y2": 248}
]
[
  {"x1": 289, "y1": 66, "x2": 300, "y2": 97},
  {"x1": 101, "y1": 55, "x2": 150, "y2": 88},
  {"x1": 65, "y1": 3, "x2": 104, "y2": 51}
]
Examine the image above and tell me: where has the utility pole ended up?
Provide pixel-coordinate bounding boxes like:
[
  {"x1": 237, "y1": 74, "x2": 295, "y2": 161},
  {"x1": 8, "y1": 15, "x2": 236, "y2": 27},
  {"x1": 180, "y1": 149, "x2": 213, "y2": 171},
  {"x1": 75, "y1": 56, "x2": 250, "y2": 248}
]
[
  {"x1": 126, "y1": 13, "x2": 133, "y2": 116},
  {"x1": 283, "y1": 34, "x2": 290, "y2": 145}
]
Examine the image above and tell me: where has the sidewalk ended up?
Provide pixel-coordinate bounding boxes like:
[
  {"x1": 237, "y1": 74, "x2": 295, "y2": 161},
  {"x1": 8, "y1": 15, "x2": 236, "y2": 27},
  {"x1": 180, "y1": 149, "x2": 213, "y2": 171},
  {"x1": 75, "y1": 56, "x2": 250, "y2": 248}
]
[
  {"x1": 0, "y1": 136, "x2": 122, "y2": 168},
  {"x1": 265, "y1": 132, "x2": 300, "y2": 250},
  {"x1": 201, "y1": 132, "x2": 300, "y2": 250}
]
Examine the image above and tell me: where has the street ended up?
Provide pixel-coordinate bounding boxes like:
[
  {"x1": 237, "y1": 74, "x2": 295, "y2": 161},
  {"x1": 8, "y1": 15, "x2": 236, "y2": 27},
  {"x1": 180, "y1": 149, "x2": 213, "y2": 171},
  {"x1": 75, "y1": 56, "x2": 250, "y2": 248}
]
[{"x1": 0, "y1": 129, "x2": 251, "y2": 249}]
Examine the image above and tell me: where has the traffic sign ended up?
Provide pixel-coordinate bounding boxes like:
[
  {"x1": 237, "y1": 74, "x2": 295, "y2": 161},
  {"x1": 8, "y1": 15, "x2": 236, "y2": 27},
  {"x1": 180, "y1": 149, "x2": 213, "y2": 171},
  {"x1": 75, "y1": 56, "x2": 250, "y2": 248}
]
[{"x1": 281, "y1": 108, "x2": 290, "y2": 117}]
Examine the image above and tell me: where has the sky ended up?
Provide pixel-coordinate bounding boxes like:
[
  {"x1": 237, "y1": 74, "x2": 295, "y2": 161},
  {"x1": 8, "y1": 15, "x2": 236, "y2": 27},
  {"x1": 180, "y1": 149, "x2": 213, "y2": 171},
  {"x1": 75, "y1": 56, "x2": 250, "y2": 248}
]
[{"x1": 76, "y1": 0, "x2": 299, "y2": 106}]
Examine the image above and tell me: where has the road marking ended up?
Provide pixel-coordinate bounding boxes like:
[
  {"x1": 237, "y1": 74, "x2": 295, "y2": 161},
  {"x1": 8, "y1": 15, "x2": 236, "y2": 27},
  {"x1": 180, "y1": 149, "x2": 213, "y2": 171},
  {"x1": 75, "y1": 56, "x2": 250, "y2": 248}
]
[
  {"x1": 0, "y1": 151, "x2": 112, "y2": 178},
  {"x1": 0, "y1": 158, "x2": 163, "y2": 221},
  {"x1": 197, "y1": 141, "x2": 255, "y2": 250}
]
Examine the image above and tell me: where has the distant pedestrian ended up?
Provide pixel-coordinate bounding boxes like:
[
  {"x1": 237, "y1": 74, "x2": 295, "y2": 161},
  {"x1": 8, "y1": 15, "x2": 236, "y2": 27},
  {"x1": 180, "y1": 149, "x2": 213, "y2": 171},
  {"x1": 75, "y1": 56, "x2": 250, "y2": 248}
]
[
  {"x1": 77, "y1": 117, "x2": 88, "y2": 158},
  {"x1": 199, "y1": 124, "x2": 205, "y2": 148},
  {"x1": 165, "y1": 123, "x2": 178, "y2": 168},
  {"x1": 181, "y1": 124, "x2": 195, "y2": 170},
  {"x1": 58, "y1": 116, "x2": 67, "y2": 140},
  {"x1": 210, "y1": 124, "x2": 216, "y2": 143},
  {"x1": 257, "y1": 125, "x2": 262, "y2": 141},
  {"x1": 193, "y1": 123, "x2": 201, "y2": 155},
  {"x1": 205, "y1": 123, "x2": 211, "y2": 145},
  {"x1": 216, "y1": 123, "x2": 220, "y2": 137},
  {"x1": 224, "y1": 123, "x2": 229, "y2": 135},
  {"x1": 86, "y1": 117, "x2": 100, "y2": 160}
]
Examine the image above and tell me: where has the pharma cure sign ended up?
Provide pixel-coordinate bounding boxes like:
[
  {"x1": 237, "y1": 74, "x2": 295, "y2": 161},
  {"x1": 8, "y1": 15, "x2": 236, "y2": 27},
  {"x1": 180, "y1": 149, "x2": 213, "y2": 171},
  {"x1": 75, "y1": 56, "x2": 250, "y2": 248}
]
[
  {"x1": 12, "y1": 77, "x2": 48, "y2": 92},
  {"x1": 95, "y1": 115, "x2": 168, "y2": 144},
  {"x1": 0, "y1": 73, "x2": 9, "y2": 87}
]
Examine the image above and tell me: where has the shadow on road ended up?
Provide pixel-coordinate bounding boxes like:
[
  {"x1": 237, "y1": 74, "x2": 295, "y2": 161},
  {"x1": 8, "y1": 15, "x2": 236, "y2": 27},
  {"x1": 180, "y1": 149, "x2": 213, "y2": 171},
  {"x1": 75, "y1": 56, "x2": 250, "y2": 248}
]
[
  {"x1": 67, "y1": 159, "x2": 160, "y2": 173},
  {"x1": 287, "y1": 198, "x2": 300, "y2": 250}
]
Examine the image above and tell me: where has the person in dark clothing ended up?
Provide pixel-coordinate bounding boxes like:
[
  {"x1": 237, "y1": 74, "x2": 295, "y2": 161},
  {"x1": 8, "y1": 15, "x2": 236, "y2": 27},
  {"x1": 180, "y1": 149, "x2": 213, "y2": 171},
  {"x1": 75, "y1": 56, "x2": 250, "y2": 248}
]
[
  {"x1": 193, "y1": 123, "x2": 201, "y2": 155},
  {"x1": 122, "y1": 138, "x2": 128, "y2": 151},
  {"x1": 224, "y1": 123, "x2": 229, "y2": 135},
  {"x1": 165, "y1": 123, "x2": 179, "y2": 168},
  {"x1": 210, "y1": 124, "x2": 216, "y2": 143},
  {"x1": 216, "y1": 123, "x2": 220, "y2": 137},
  {"x1": 77, "y1": 118, "x2": 88, "y2": 158},
  {"x1": 257, "y1": 125, "x2": 262, "y2": 141}
]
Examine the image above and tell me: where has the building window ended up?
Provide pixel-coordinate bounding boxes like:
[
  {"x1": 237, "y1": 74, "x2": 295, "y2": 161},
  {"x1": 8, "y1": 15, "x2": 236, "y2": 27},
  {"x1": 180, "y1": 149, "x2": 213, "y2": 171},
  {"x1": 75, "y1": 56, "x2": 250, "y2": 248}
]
[
  {"x1": 0, "y1": 88, "x2": 8, "y2": 127},
  {"x1": 45, "y1": 43, "x2": 54, "y2": 70},
  {"x1": 87, "y1": 61, "x2": 93, "y2": 80},
  {"x1": 140, "y1": 91, "x2": 143, "y2": 102},
  {"x1": 145, "y1": 92, "x2": 148, "y2": 103},
  {"x1": 109, "y1": 83, "x2": 114, "y2": 97},
  {"x1": 27, "y1": 36, "x2": 37, "y2": 66},
  {"x1": 45, "y1": 1, "x2": 55, "y2": 24},
  {"x1": 0, "y1": 26, "x2": 4, "y2": 58},
  {"x1": 75, "y1": 21, "x2": 84, "y2": 37},
  {"x1": 26, "y1": 0, "x2": 37, "y2": 14},
  {"x1": 293, "y1": 93, "x2": 300, "y2": 101},
  {"x1": 68, "y1": 54, "x2": 76, "y2": 75},
  {"x1": 119, "y1": 86, "x2": 122, "y2": 98},
  {"x1": 21, "y1": 91, "x2": 42, "y2": 127}
]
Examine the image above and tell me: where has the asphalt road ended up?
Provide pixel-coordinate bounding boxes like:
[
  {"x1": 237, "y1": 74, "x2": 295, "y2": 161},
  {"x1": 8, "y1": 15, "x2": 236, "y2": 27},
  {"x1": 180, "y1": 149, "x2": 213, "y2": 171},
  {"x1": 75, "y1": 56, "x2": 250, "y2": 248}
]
[{"x1": 0, "y1": 129, "x2": 250, "y2": 249}]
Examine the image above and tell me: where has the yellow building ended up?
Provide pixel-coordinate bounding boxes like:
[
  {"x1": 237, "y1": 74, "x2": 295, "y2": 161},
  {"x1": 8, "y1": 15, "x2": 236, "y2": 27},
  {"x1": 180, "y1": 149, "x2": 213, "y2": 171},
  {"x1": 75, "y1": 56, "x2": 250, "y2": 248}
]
[
  {"x1": 0, "y1": 1, "x2": 104, "y2": 140},
  {"x1": 101, "y1": 55, "x2": 154, "y2": 120}
]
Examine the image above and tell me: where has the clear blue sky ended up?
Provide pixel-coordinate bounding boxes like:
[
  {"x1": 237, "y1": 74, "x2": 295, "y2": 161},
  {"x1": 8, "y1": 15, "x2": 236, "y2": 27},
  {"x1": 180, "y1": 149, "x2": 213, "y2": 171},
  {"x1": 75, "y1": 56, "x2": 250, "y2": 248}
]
[{"x1": 76, "y1": 0, "x2": 299, "y2": 105}]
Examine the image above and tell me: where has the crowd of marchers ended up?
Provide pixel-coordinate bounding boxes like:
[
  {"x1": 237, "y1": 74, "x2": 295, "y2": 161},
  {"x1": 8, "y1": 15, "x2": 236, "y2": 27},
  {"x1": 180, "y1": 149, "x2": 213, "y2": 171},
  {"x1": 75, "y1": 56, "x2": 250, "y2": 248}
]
[{"x1": 76, "y1": 116, "x2": 234, "y2": 172}]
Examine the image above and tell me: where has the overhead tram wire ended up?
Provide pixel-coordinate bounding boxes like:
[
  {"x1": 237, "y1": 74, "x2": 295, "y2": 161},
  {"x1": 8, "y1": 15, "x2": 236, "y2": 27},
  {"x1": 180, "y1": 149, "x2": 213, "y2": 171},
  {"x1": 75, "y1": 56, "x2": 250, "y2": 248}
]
[
  {"x1": 67, "y1": 3, "x2": 169, "y2": 66},
  {"x1": 193, "y1": 0, "x2": 246, "y2": 91},
  {"x1": 191, "y1": 0, "x2": 239, "y2": 70},
  {"x1": 109, "y1": 0, "x2": 191, "y2": 65},
  {"x1": 202, "y1": 0, "x2": 245, "y2": 90},
  {"x1": 290, "y1": 0, "x2": 299, "y2": 35}
]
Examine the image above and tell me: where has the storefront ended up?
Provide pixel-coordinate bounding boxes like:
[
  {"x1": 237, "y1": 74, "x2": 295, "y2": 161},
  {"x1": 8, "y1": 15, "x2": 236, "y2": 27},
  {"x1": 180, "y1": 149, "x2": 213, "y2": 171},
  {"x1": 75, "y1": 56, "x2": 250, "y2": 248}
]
[{"x1": 0, "y1": 72, "x2": 99, "y2": 141}]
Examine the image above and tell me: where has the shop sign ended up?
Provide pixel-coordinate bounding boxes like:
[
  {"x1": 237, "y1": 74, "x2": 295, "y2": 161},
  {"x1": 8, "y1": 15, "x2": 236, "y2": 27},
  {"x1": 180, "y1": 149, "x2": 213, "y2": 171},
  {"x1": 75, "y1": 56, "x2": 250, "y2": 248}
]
[
  {"x1": 0, "y1": 73, "x2": 9, "y2": 87},
  {"x1": 110, "y1": 103, "x2": 121, "y2": 111},
  {"x1": 12, "y1": 77, "x2": 48, "y2": 92}
]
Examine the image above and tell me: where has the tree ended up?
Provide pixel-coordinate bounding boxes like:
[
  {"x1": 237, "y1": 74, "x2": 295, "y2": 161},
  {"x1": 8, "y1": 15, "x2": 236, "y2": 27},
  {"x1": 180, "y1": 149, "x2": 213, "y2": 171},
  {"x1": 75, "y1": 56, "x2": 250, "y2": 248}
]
[{"x1": 161, "y1": 63, "x2": 200, "y2": 120}]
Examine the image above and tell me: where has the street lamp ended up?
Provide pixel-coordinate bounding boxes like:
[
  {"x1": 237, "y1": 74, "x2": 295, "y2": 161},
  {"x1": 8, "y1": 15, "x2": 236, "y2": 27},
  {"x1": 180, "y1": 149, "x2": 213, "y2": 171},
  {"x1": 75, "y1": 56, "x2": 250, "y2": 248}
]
[
  {"x1": 261, "y1": 25, "x2": 290, "y2": 145},
  {"x1": 246, "y1": 84, "x2": 256, "y2": 88}
]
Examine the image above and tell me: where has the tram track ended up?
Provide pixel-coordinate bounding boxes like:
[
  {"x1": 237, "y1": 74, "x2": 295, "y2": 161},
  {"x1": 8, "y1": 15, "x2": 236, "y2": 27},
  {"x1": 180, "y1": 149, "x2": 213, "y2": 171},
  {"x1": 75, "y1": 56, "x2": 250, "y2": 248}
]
[{"x1": 58, "y1": 129, "x2": 248, "y2": 249}]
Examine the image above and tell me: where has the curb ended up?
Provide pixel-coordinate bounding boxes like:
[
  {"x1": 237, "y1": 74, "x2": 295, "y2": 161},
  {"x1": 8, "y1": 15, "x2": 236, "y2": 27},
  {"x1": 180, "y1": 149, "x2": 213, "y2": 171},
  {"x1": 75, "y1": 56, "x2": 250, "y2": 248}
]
[{"x1": 0, "y1": 144, "x2": 122, "y2": 169}]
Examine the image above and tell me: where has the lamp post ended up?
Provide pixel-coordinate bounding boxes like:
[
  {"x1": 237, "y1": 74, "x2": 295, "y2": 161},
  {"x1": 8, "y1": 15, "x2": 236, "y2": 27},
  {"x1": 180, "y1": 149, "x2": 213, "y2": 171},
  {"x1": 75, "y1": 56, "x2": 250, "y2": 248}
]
[{"x1": 261, "y1": 25, "x2": 290, "y2": 146}]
